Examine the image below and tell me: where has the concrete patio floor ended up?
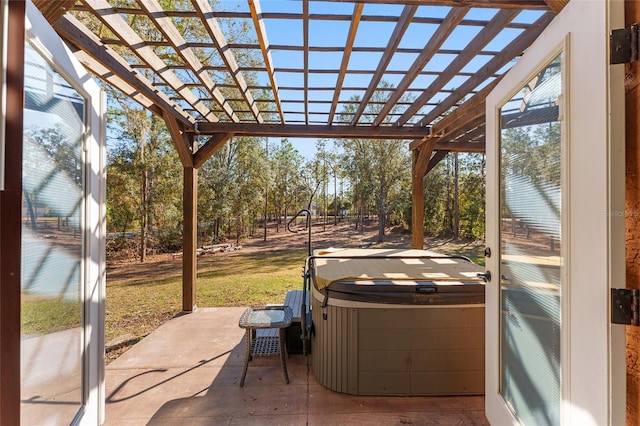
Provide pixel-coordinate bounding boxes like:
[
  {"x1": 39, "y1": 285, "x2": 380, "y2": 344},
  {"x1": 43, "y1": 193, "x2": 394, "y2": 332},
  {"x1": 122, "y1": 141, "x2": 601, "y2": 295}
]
[{"x1": 105, "y1": 307, "x2": 488, "y2": 425}]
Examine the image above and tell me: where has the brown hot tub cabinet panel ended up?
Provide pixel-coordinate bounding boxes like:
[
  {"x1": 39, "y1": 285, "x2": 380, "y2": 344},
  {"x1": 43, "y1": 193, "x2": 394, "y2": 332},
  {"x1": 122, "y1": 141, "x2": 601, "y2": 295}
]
[{"x1": 308, "y1": 248, "x2": 486, "y2": 396}]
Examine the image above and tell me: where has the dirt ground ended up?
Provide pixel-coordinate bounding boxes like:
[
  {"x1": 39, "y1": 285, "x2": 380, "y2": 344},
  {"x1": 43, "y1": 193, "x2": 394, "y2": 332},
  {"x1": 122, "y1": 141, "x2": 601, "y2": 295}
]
[
  {"x1": 104, "y1": 220, "x2": 484, "y2": 362},
  {"x1": 106, "y1": 220, "x2": 485, "y2": 283}
]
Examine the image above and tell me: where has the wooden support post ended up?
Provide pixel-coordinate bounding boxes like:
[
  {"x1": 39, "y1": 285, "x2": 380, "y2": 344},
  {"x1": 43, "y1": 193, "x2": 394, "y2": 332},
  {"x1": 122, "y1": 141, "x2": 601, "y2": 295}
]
[
  {"x1": 411, "y1": 150, "x2": 424, "y2": 249},
  {"x1": 410, "y1": 138, "x2": 438, "y2": 249},
  {"x1": 164, "y1": 113, "x2": 198, "y2": 311},
  {"x1": 182, "y1": 166, "x2": 197, "y2": 312},
  {"x1": 0, "y1": 1, "x2": 25, "y2": 423}
]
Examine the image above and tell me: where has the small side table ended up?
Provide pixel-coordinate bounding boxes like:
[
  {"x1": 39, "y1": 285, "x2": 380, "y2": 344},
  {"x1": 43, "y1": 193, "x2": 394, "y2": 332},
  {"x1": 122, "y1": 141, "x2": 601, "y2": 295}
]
[{"x1": 238, "y1": 306, "x2": 293, "y2": 387}]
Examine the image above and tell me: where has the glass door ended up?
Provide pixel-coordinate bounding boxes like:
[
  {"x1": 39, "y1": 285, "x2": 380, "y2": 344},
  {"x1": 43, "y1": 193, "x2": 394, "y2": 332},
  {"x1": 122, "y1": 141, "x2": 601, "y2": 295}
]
[
  {"x1": 499, "y1": 54, "x2": 563, "y2": 425},
  {"x1": 22, "y1": 3, "x2": 106, "y2": 424},
  {"x1": 485, "y1": 1, "x2": 626, "y2": 424},
  {"x1": 21, "y1": 39, "x2": 86, "y2": 426}
]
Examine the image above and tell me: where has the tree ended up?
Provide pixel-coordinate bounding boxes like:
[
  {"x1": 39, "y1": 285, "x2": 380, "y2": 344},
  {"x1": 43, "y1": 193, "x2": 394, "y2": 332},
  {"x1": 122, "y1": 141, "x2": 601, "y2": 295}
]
[
  {"x1": 458, "y1": 154, "x2": 486, "y2": 239},
  {"x1": 95, "y1": 0, "x2": 267, "y2": 254},
  {"x1": 23, "y1": 124, "x2": 83, "y2": 232},
  {"x1": 107, "y1": 93, "x2": 181, "y2": 261},
  {"x1": 198, "y1": 136, "x2": 269, "y2": 242},
  {"x1": 270, "y1": 139, "x2": 305, "y2": 232},
  {"x1": 336, "y1": 82, "x2": 411, "y2": 242}
]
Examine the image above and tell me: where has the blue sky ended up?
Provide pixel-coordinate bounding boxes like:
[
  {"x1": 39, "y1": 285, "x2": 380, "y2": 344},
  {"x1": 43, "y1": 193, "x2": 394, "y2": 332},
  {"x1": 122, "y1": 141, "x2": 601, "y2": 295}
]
[
  {"x1": 276, "y1": 137, "x2": 333, "y2": 160},
  {"x1": 289, "y1": 138, "x2": 319, "y2": 160},
  {"x1": 104, "y1": 1, "x2": 546, "y2": 160},
  {"x1": 219, "y1": 0, "x2": 546, "y2": 160},
  {"x1": 212, "y1": 0, "x2": 545, "y2": 127}
]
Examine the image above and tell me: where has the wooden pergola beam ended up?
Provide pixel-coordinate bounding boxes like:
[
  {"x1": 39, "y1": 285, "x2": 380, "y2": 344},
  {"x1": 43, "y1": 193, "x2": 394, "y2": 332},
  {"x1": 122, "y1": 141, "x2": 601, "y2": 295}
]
[
  {"x1": 55, "y1": 14, "x2": 195, "y2": 127},
  {"x1": 410, "y1": 79, "x2": 492, "y2": 151},
  {"x1": 328, "y1": 3, "x2": 363, "y2": 124},
  {"x1": 137, "y1": 0, "x2": 239, "y2": 123},
  {"x1": 426, "y1": 150, "x2": 450, "y2": 174},
  {"x1": 303, "y1": 0, "x2": 309, "y2": 124},
  {"x1": 410, "y1": 97, "x2": 488, "y2": 151},
  {"x1": 544, "y1": 0, "x2": 569, "y2": 13},
  {"x1": 330, "y1": 0, "x2": 550, "y2": 8},
  {"x1": 193, "y1": 133, "x2": 234, "y2": 168},
  {"x1": 374, "y1": 6, "x2": 467, "y2": 125},
  {"x1": 350, "y1": 4, "x2": 418, "y2": 125},
  {"x1": 397, "y1": 8, "x2": 520, "y2": 126},
  {"x1": 436, "y1": 141, "x2": 485, "y2": 153},
  {"x1": 416, "y1": 11, "x2": 555, "y2": 127},
  {"x1": 71, "y1": 5, "x2": 552, "y2": 19},
  {"x1": 194, "y1": 122, "x2": 429, "y2": 139},
  {"x1": 192, "y1": 0, "x2": 262, "y2": 123},
  {"x1": 416, "y1": 79, "x2": 500, "y2": 149},
  {"x1": 164, "y1": 113, "x2": 195, "y2": 168},
  {"x1": 70, "y1": 48, "x2": 160, "y2": 114},
  {"x1": 248, "y1": 0, "x2": 285, "y2": 123},
  {"x1": 414, "y1": 138, "x2": 438, "y2": 178},
  {"x1": 31, "y1": 0, "x2": 75, "y2": 22},
  {"x1": 82, "y1": 0, "x2": 219, "y2": 122},
  {"x1": 438, "y1": 117, "x2": 485, "y2": 148}
]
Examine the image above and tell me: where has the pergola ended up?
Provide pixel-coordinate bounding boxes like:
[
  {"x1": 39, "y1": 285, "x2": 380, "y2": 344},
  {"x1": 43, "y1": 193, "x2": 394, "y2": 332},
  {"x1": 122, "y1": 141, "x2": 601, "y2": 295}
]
[{"x1": 32, "y1": 0, "x2": 566, "y2": 311}]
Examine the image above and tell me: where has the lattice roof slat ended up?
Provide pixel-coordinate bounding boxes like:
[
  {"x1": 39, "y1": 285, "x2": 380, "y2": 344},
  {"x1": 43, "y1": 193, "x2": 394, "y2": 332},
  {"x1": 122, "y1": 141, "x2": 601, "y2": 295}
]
[
  {"x1": 36, "y1": 0, "x2": 566, "y2": 166},
  {"x1": 82, "y1": 0, "x2": 219, "y2": 122},
  {"x1": 136, "y1": 0, "x2": 240, "y2": 122},
  {"x1": 415, "y1": 10, "x2": 554, "y2": 128},
  {"x1": 374, "y1": 6, "x2": 467, "y2": 125},
  {"x1": 396, "y1": 8, "x2": 520, "y2": 126},
  {"x1": 55, "y1": 13, "x2": 195, "y2": 127},
  {"x1": 302, "y1": 0, "x2": 311, "y2": 124},
  {"x1": 248, "y1": 0, "x2": 285, "y2": 123},
  {"x1": 349, "y1": 4, "x2": 418, "y2": 125},
  {"x1": 328, "y1": 3, "x2": 363, "y2": 123},
  {"x1": 191, "y1": 0, "x2": 262, "y2": 123},
  {"x1": 362, "y1": 0, "x2": 548, "y2": 7}
]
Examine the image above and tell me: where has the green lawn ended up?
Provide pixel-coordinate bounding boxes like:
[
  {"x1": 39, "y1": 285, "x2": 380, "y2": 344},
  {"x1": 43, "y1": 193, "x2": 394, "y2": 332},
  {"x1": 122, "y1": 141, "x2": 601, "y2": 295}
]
[
  {"x1": 106, "y1": 250, "x2": 306, "y2": 346},
  {"x1": 105, "y1": 237, "x2": 484, "y2": 356}
]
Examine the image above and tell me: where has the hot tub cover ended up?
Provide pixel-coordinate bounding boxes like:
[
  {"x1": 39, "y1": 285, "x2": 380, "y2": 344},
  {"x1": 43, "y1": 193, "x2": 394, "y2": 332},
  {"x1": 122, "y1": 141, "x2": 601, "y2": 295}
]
[{"x1": 311, "y1": 248, "x2": 484, "y2": 290}]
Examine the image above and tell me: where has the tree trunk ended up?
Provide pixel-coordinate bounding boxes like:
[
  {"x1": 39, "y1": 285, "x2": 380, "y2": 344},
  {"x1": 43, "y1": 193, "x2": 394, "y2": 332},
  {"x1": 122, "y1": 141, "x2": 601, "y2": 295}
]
[
  {"x1": 377, "y1": 174, "x2": 386, "y2": 242},
  {"x1": 140, "y1": 185, "x2": 147, "y2": 263},
  {"x1": 377, "y1": 200, "x2": 385, "y2": 242},
  {"x1": 333, "y1": 173, "x2": 338, "y2": 226},
  {"x1": 284, "y1": 198, "x2": 288, "y2": 230},
  {"x1": 24, "y1": 192, "x2": 37, "y2": 232},
  {"x1": 323, "y1": 174, "x2": 327, "y2": 232},
  {"x1": 263, "y1": 188, "x2": 268, "y2": 241},
  {"x1": 354, "y1": 199, "x2": 359, "y2": 230},
  {"x1": 139, "y1": 125, "x2": 149, "y2": 263}
]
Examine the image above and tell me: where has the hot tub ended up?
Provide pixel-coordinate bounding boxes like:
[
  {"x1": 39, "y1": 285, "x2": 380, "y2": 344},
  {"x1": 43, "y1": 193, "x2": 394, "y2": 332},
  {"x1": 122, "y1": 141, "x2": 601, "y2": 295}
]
[{"x1": 308, "y1": 248, "x2": 485, "y2": 396}]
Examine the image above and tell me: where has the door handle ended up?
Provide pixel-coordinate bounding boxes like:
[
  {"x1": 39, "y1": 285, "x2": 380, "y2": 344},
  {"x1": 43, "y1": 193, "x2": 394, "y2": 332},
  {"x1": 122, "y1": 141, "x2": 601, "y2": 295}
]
[{"x1": 477, "y1": 271, "x2": 491, "y2": 283}]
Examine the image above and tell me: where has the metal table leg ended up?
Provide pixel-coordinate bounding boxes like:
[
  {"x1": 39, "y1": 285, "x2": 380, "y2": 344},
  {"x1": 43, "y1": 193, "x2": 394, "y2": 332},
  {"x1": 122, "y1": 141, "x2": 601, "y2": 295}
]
[
  {"x1": 279, "y1": 328, "x2": 289, "y2": 384},
  {"x1": 239, "y1": 328, "x2": 251, "y2": 387}
]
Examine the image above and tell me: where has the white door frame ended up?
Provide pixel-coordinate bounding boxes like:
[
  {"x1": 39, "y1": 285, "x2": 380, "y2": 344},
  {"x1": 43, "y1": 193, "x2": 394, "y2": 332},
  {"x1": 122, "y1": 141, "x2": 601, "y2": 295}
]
[
  {"x1": 485, "y1": 1, "x2": 626, "y2": 424},
  {"x1": 25, "y1": 2, "x2": 106, "y2": 425}
]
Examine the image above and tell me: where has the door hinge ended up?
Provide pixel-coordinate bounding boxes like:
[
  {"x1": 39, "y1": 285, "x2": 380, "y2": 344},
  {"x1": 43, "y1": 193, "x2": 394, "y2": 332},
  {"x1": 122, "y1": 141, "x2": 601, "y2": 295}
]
[
  {"x1": 611, "y1": 24, "x2": 639, "y2": 64},
  {"x1": 611, "y1": 288, "x2": 640, "y2": 325}
]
